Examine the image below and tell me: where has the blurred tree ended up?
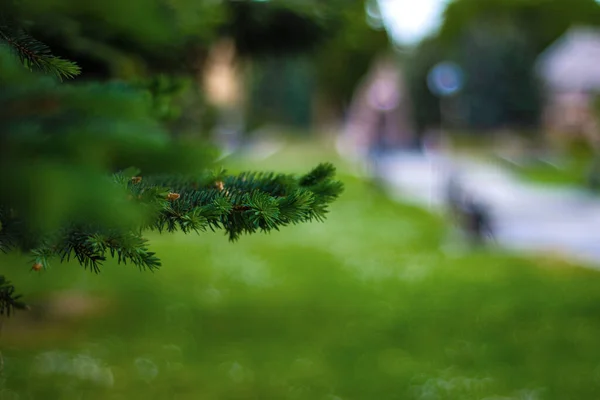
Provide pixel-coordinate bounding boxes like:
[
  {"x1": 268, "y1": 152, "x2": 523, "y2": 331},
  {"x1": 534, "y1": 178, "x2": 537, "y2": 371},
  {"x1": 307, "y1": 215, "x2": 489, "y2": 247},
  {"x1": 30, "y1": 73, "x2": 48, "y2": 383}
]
[
  {"x1": 456, "y1": 21, "x2": 542, "y2": 130},
  {"x1": 440, "y1": 0, "x2": 600, "y2": 54},
  {"x1": 11, "y1": 0, "x2": 371, "y2": 137},
  {"x1": 223, "y1": 0, "x2": 390, "y2": 131},
  {"x1": 406, "y1": 0, "x2": 597, "y2": 133},
  {"x1": 223, "y1": 1, "x2": 329, "y2": 58},
  {"x1": 246, "y1": 56, "x2": 315, "y2": 131},
  {"x1": 405, "y1": 36, "x2": 446, "y2": 135},
  {"x1": 0, "y1": 2, "x2": 343, "y2": 315},
  {"x1": 9, "y1": 0, "x2": 342, "y2": 79},
  {"x1": 312, "y1": 0, "x2": 390, "y2": 115}
]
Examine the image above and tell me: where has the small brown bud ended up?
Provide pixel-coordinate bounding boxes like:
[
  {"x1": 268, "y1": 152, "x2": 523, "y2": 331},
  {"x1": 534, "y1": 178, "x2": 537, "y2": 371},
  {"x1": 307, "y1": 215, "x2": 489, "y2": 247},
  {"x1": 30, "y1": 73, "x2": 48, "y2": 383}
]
[
  {"x1": 32, "y1": 263, "x2": 43, "y2": 272},
  {"x1": 131, "y1": 176, "x2": 142, "y2": 184},
  {"x1": 215, "y1": 181, "x2": 224, "y2": 191},
  {"x1": 167, "y1": 192, "x2": 180, "y2": 201}
]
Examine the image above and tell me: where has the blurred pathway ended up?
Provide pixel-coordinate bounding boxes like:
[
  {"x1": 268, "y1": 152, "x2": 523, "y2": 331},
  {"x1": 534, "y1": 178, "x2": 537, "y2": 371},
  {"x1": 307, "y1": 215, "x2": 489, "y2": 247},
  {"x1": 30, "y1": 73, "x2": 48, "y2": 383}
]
[{"x1": 376, "y1": 151, "x2": 600, "y2": 266}]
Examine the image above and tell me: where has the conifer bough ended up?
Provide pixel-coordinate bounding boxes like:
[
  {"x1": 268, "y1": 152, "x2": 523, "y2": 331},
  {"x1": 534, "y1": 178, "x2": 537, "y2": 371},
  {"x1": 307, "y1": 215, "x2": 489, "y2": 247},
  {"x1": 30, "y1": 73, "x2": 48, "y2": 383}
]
[
  {"x1": 0, "y1": 163, "x2": 343, "y2": 316},
  {"x1": 0, "y1": 42, "x2": 343, "y2": 316}
]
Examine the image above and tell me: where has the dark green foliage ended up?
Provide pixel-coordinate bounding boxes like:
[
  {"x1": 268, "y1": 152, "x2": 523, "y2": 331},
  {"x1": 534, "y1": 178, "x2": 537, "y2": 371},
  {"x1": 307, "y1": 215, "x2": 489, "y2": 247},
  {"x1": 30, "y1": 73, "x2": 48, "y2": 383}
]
[{"x1": 224, "y1": 1, "x2": 328, "y2": 57}]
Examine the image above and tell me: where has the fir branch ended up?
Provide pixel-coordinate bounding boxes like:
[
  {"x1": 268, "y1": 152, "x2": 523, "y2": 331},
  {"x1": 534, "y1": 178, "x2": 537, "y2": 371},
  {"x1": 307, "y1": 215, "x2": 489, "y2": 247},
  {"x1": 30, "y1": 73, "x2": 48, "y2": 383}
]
[
  {"x1": 276, "y1": 189, "x2": 315, "y2": 224},
  {"x1": 86, "y1": 232, "x2": 161, "y2": 271},
  {"x1": 4, "y1": 164, "x2": 342, "y2": 314},
  {"x1": 246, "y1": 191, "x2": 281, "y2": 231},
  {"x1": 0, "y1": 276, "x2": 26, "y2": 316},
  {"x1": 59, "y1": 230, "x2": 107, "y2": 273},
  {"x1": 140, "y1": 163, "x2": 344, "y2": 241},
  {"x1": 30, "y1": 228, "x2": 162, "y2": 274},
  {"x1": 0, "y1": 21, "x2": 81, "y2": 80},
  {"x1": 299, "y1": 163, "x2": 337, "y2": 187},
  {"x1": 222, "y1": 171, "x2": 296, "y2": 197},
  {"x1": 0, "y1": 32, "x2": 344, "y2": 317},
  {"x1": 0, "y1": 207, "x2": 31, "y2": 254}
]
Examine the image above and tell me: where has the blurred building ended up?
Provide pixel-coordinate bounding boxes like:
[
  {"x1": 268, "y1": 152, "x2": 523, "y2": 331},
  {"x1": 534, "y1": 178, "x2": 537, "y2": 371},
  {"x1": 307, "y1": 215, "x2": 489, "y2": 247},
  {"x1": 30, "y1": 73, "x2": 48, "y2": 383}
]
[{"x1": 537, "y1": 26, "x2": 600, "y2": 147}]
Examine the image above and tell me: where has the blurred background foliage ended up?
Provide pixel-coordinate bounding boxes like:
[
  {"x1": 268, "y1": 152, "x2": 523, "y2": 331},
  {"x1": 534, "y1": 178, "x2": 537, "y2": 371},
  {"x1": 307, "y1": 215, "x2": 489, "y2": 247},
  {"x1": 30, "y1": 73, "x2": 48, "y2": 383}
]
[
  {"x1": 3, "y1": 0, "x2": 390, "y2": 134},
  {"x1": 439, "y1": 0, "x2": 600, "y2": 54},
  {"x1": 406, "y1": 0, "x2": 600, "y2": 138},
  {"x1": 6, "y1": 0, "x2": 600, "y2": 139},
  {"x1": 312, "y1": 0, "x2": 389, "y2": 113}
]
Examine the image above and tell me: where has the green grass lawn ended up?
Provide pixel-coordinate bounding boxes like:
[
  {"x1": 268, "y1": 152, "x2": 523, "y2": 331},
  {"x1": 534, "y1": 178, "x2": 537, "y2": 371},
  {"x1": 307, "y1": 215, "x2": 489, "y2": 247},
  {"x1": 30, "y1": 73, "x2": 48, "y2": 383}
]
[
  {"x1": 2, "y1": 140, "x2": 600, "y2": 399},
  {"x1": 511, "y1": 155, "x2": 594, "y2": 188}
]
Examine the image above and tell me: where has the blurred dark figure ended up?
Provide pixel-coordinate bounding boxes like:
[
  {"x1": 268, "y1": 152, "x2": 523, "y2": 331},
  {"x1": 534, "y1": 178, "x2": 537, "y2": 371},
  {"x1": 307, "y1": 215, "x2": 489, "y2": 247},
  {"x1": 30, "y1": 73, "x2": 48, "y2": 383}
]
[{"x1": 445, "y1": 174, "x2": 494, "y2": 245}]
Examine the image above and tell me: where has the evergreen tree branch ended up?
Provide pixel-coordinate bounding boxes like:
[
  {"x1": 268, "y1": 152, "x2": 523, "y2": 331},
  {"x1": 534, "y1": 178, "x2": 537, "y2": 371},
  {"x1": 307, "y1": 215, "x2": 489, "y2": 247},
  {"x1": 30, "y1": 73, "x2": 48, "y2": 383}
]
[
  {"x1": 0, "y1": 45, "x2": 344, "y2": 314},
  {"x1": 0, "y1": 20, "x2": 81, "y2": 80},
  {"x1": 0, "y1": 164, "x2": 343, "y2": 277},
  {"x1": 138, "y1": 163, "x2": 344, "y2": 241}
]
